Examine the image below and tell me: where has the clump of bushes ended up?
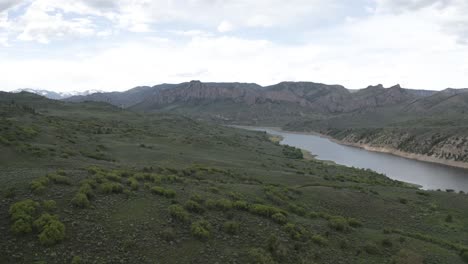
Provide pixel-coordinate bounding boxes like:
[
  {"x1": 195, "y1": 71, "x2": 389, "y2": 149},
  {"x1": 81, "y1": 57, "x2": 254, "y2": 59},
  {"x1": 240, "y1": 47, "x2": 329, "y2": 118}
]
[
  {"x1": 247, "y1": 248, "x2": 276, "y2": 264},
  {"x1": 205, "y1": 198, "x2": 232, "y2": 211},
  {"x1": 71, "y1": 193, "x2": 90, "y2": 208},
  {"x1": 191, "y1": 220, "x2": 211, "y2": 240},
  {"x1": 190, "y1": 194, "x2": 205, "y2": 204},
  {"x1": 347, "y1": 218, "x2": 363, "y2": 228},
  {"x1": 71, "y1": 256, "x2": 82, "y2": 264},
  {"x1": 445, "y1": 214, "x2": 453, "y2": 223},
  {"x1": 42, "y1": 200, "x2": 57, "y2": 211},
  {"x1": 461, "y1": 251, "x2": 468, "y2": 263},
  {"x1": 283, "y1": 223, "x2": 308, "y2": 241},
  {"x1": 30, "y1": 177, "x2": 50, "y2": 194},
  {"x1": 47, "y1": 173, "x2": 72, "y2": 185},
  {"x1": 33, "y1": 213, "x2": 66, "y2": 246},
  {"x1": 271, "y1": 213, "x2": 287, "y2": 225},
  {"x1": 364, "y1": 243, "x2": 380, "y2": 255},
  {"x1": 100, "y1": 182, "x2": 123, "y2": 194},
  {"x1": 398, "y1": 197, "x2": 408, "y2": 204},
  {"x1": 267, "y1": 235, "x2": 288, "y2": 261},
  {"x1": 233, "y1": 200, "x2": 250, "y2": 211},
  {"x1": 30, "y1": 172, "x2": 72, "y2": 194},
  {"x1": 151, "y1": 186, "x2": 176, "y2": 198},
  {"x1": 287, "y1": 203, "x2": 306, "y2": 216},
  {"x1": 282, "y1": 145, "x2": 303, "y2": 159},
  {"x1": 168, "y1": 205, "x2": 190, "y2": 222},
  {"x1": 223, "y1": 221, "x2": 240, "y2": 234},
  {"x1": 185, "y1": 200, "x2": 204, "y2": 214},
  {"x1": 311, "y1": 234, "x2": 328, "y2": 246},
  {"x1": 9, "y1": 199, "x2": 39, "y2": 234},
  {"x1": 249, "y1": 204, "x2": 286, "y2": 218},
  {"x1": 328, "y1": 216, "x2": 350, "y2": 232},
  {"x1": 127, "y1": 177, "x2": 139, "y2": 190},
  {"x1": 382, "y1": 238, "x2": 393, "y2": 247}
]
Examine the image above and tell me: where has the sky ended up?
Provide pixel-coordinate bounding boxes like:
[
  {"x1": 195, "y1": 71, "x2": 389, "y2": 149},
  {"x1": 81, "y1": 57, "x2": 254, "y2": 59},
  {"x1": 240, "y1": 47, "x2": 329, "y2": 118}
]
[{"x1": 0, "y1": 0, "x2": 468, "y2": 92}]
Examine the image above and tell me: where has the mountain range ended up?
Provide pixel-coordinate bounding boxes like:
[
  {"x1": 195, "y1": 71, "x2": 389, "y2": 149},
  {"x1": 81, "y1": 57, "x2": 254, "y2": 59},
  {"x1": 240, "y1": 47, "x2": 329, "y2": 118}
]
[
  {"x1": 7, "y1": 81, "x2": 468, "y2": 166},
  {"x1": 12, "y1": 88, "x2": 104, "y2": 100}
]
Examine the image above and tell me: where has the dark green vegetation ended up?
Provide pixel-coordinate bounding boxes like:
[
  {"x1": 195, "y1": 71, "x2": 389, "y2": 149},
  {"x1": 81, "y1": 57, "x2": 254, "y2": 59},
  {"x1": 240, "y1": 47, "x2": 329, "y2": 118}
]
[{"x1": 1, "y1": 91, "x2": 468, "y2": 263}]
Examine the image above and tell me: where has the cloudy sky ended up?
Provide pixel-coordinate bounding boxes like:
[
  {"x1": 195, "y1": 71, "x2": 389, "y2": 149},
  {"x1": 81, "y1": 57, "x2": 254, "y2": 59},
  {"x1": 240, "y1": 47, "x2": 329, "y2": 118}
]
[{"x1": 0, "y1": 0, "x2": 467, "y2": 92}]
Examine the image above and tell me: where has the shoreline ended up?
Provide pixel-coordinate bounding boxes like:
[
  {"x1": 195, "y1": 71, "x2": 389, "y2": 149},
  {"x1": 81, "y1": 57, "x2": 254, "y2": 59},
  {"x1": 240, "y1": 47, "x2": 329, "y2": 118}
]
[
  {"x1": 233, "y1": 125, "x2": 468, "y2": 170},
  {"x1": 267, "y1": 126, "x2": 468, "y2": 170}
]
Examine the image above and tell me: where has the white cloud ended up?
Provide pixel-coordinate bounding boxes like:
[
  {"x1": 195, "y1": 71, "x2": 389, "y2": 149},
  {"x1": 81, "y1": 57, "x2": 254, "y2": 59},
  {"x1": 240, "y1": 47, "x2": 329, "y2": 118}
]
[
  {"x1": 0, "y1": 0, "x2": 24, "y2": 12},
  {"x1": 0, "y1": 0, "x2": 467, "y2": 92},
  {"x1": 217, "y1": 20, "x2": 234, "y2": 33},
  {"x1": 374, "y1": 0, "x2": 468, "y2": 43}
]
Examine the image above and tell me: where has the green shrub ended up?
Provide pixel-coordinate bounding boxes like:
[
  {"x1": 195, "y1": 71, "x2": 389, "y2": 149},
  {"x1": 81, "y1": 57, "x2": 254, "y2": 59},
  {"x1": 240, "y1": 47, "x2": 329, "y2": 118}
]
[
  {"x1": 206, "y1": 198, "x2": 232, "y2": 211},
  {"x1": 223, "y1": 221, "x2": 240, "y2": 234},
  {"x1": 271, "y1": 213, "x2": 287, "y2": 225},
  {"x1": 3, "y1": 187, "x2": 16, "y2": 198},
  {"x1": 48, "y1": 173, "x2": 72, "y2": 185},
  {"x1": 100, "y1": 182, "x2": 123, "y2": 194},
  {"x1": 71, "y1": 193, "x2": 90, "y2": 208},
  {"x1": 71, "y1": 256, "x2": 82, "y2": 264},
  {"x1": 127, "y1": 177, "x2": 139, "y2": 190},
  {"x1": 364, "y1": 243, "x2": 380, "y2": 255},
  {"x1": 42, "y1": 200, "x2": 57, "y2": 211},
  {"x1": 283, "y1": 223, "x2": 307, "y2": 241},
  {"x1": 461, "y1": 251, "x2": 468, "y2": 263},
  {"x1": 311, "y1": 234, "x2": 328, "y2": 246},
  {"x1": 445, "y1": 214, "x2": 453, "y2": 223},
  {"x1": 309, "y1": 212, "x2": 319, "y2": 219},
  {"x1": 34, "y1": 213, "x2": 66, "y2": 246},
  {"x1": 287, "y1": 203, "x2": 306, "y2": 216},
  {"x1": 185, "y1": 200, "x2": 204, "y2": 214},
  {"x1": 78, "y1": 183, "x2": 94, "y2": 198},
  {"x1": 233, "y1": 200, "x2": 250, "y2": 210},
  {"x1": 347, "y1": 218, "x2": 363, "y2": 228},
  {"x1": 30, "y1": 177, "x2": 50, "y2": 193},
  {"x1": 282, "y1": 145, "x2": 303, "y2": 159},
  {"x1": 328, "y1": 216, "x2": 349, "y2": 232},
  {"x1": 267, "y1": 235, "x2": 288, "y2": 261},
  {"x1": 249, "y1": 204, "x2": 286, "y2": 218},
  {"x1": 398, "y1": 197, "x2": 408, "y2": 204},
  {"x1": 9, "y1": 199, "x2": 39, "y2": 234},
  {"x1": 247, "y1": 248, "x2": 276, "y2": 264},
  {"x1": 105, "y1": 172, "x2": 122, "y2": 182},
  {"x1": 11, "y1": 218, "x2": 34, "y2": 234},
  {"x1": 190, "y1": 194, "x2": 205, "y2": 203},
  {"x1": 168, "y1": 205, "x2": 190, "y2": 222},
  {"x1": 151, "y1": 186, "x2": 176, "y2": 198},
  {"x1": 382, "y1": 238, "x2": 393, "y2": 247},
  {"x1": 191, "y1": 220, "x2": 211, "y2": 240}
]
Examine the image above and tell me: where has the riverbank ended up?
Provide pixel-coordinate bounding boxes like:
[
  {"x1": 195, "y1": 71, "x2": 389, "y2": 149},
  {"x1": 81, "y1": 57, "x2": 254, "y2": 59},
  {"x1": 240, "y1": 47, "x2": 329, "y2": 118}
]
[
  {"x1": 275, "y1": 127, "x2": 468, "y2": 170},
  {"x1": 234, "y1": 125, "x2": 468, "y2": 170}
]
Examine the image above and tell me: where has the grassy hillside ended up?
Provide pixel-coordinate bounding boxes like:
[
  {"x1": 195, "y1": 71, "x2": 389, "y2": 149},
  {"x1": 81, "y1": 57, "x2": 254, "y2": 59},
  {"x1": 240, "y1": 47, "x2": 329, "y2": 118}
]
[{"x1": 1, "y1": 92, "x2": 468, "y2": 264}]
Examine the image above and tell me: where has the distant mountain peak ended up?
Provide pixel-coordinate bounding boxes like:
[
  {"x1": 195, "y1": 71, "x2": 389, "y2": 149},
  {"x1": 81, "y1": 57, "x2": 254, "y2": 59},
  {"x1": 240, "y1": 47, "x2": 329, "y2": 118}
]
[
  {"x1": 12, "y1": 88, "x2": 104, "y2": 100},
  {"x1": 366, "y1": 84, "x2": 384, "y2": 90}
]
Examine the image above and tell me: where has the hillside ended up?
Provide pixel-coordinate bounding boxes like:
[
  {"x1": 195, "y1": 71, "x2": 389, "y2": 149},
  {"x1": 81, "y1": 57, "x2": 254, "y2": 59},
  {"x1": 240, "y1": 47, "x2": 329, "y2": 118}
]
[
  {"x1": 2, "y1": 92, "x2": 468, "y2": 263},
  {"x1": 59, "y1": 82, "x2": 468, "y2": 166}
]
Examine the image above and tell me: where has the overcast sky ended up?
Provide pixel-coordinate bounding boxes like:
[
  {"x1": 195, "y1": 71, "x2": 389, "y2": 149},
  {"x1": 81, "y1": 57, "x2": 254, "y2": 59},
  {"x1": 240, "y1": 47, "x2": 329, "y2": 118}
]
[{"x1": 0, "y1": 0, "x2": 467, "y2": 92}]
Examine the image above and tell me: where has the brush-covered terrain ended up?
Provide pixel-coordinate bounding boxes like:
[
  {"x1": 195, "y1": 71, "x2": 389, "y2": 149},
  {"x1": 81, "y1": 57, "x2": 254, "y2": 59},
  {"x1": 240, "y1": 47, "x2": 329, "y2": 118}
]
[{"x1": 1, "y1": 92, "x2": 468, "y2": 264}]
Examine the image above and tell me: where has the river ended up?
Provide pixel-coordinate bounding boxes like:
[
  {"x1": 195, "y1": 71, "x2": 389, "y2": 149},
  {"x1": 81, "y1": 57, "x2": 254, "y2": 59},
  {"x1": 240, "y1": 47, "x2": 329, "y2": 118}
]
[{"x1": 247, "y1": 127, "x2": 468, "y2": 192}]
